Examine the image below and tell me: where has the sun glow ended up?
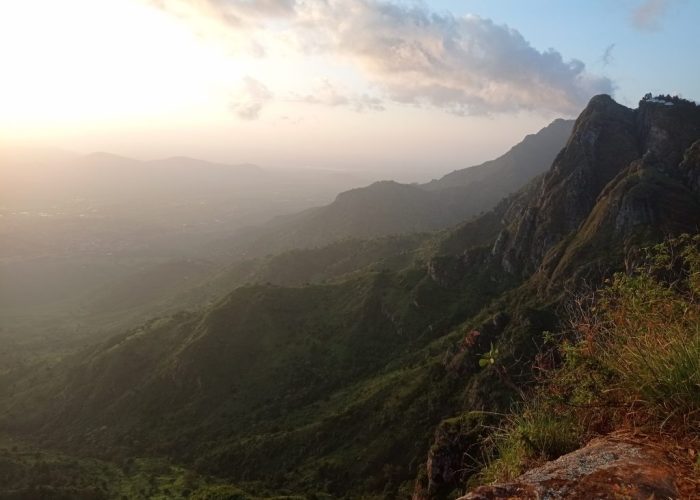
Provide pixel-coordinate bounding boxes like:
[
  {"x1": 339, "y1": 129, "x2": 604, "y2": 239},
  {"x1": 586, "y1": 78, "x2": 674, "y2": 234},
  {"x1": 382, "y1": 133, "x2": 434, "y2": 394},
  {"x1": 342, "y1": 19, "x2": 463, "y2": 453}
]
[
  {"x1": 0, "y1": 0, "x2": 254, "y2": 137},
  {"x1": 0, "y1": 0, "x2": 556, "y2": 174}
]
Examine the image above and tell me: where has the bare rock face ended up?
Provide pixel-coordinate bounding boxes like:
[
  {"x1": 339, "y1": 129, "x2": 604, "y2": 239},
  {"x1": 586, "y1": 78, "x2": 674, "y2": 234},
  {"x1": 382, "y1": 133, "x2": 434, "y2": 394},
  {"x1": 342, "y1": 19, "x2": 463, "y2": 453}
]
[
  {"x1": 459, "y1": 438, "x2": 680, "y2": 500},
  {"x1": 494, "y1": 95, "x2": 639, "y2": 277},
  {"x1": 491, "y1": 94, "x2": 700, "y2": 281}
]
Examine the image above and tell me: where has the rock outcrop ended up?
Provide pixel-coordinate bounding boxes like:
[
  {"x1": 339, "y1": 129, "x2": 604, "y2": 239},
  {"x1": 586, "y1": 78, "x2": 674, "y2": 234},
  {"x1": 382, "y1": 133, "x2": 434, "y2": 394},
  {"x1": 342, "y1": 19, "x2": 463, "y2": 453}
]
[
  {"x1": 459, "y1": 437, "x2": 686, "y2": 500},
  {"x1": 491, "y1": 94, "x2": 700, "y2": 282},
  {"x1": 493, "y1": 95, "x2": 640, "y2": 276},
  {"x1": 491, "y1": 95, "x2": 700, "y2": 286}
]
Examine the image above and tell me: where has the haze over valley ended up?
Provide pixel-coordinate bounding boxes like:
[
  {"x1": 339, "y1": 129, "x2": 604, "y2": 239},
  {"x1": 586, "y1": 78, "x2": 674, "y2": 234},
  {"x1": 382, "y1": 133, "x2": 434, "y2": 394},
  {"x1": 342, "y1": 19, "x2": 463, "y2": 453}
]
[{"x1": 0, "y1": 1, "x2": 699, "y2": 499}]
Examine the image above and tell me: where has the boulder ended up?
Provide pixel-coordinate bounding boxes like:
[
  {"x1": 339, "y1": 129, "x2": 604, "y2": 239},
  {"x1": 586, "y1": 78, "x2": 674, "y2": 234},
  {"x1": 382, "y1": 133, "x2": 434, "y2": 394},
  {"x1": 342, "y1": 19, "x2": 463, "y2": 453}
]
[{"x1": 459, "y1": 437, "x2": 683, "y2": 499}]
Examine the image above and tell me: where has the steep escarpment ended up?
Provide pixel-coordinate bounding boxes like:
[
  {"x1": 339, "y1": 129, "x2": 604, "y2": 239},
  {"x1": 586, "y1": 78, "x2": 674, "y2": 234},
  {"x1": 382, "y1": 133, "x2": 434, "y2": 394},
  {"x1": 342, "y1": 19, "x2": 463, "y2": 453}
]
[
  {"x1": 414, "y1": 94, "x2": 700, "y2": 499},
  {"x1": 490, "y1": 95, "x2": 639, "y2": 276},
  {"x1": 490, "y1": 94, "x2": 700, "y2": 283}
]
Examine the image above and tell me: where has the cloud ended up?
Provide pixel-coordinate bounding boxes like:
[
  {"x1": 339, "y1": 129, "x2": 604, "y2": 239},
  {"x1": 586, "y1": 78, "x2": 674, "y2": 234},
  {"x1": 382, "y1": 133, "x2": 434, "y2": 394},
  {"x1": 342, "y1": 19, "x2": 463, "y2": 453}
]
[
  {"x1": 601, "y1": 43, "x2": 615, "y2": 66},
  {"x1": 150, "y1": 0, "x2": 296, "y2": 27},
  {"x1": 230, "y1": 76, "x2": 273, "y2": 120},
  {"x1": 154, "y1": 0, "x2": 614, "y2": 116},
  {"x1": 146, "y1": 0, "x2": 296, "y2": 56},
  {"x1": 296, "y1": 80, "x2": 385, "y2": 112},
  {"x1": 310, "y1": 2, "x2": 613, "y2": 115},
  {"x1": 207, "y1": 0, "x2": 296, "y2": 25},
  {"x1": 631, "y1": 0, "x2": 673, "y2": 31}
]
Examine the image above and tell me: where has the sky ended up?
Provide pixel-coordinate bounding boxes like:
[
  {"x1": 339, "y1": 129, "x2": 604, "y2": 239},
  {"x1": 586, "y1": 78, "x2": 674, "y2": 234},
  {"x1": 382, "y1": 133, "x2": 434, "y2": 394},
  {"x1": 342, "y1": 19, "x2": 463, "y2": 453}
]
[{"x1": 0, "y1": 0, "x2": 698, "y2": 181}]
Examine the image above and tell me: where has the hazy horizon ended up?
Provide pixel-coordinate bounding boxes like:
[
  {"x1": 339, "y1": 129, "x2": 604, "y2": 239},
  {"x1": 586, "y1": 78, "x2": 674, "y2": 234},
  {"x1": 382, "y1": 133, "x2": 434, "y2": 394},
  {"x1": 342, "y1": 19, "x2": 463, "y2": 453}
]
[
  {"x1": 3, "y1": 0, "x2": 698, "y2": 182},
  {"x1": 1, "y1": 2, "x2": 699, "y2": 498}
]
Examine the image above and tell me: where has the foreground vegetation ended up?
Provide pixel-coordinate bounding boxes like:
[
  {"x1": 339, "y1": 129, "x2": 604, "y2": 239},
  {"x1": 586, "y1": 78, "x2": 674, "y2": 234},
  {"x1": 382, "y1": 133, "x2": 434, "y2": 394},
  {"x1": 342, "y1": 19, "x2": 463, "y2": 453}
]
[{"x1": 478, "y1": 235, "x2": 700, "y2": 484}]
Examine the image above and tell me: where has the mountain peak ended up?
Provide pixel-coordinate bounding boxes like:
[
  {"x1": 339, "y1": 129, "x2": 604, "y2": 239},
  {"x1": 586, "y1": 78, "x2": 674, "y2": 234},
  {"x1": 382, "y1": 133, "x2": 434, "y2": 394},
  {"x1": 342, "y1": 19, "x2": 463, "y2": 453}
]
[
  {"x1": 423, "y1": 118, "x2": 574, "y2": 193},
  {"x1": 586, "y1": 93, "x2": 618, "y2": 108},
  {"x1": 490, "y1": 93, "x2": 700, "y2": 281}
]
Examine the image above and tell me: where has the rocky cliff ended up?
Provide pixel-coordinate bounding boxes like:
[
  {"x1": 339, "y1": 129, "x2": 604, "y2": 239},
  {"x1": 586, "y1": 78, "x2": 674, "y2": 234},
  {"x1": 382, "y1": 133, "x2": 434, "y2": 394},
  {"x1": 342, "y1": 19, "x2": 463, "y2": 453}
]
[
  {"x1": 416, "y1": 94, "x2": 700, "y2": 499},
  {"x1": 490, "y1": 94, "x2": 700, "y2": 284}
]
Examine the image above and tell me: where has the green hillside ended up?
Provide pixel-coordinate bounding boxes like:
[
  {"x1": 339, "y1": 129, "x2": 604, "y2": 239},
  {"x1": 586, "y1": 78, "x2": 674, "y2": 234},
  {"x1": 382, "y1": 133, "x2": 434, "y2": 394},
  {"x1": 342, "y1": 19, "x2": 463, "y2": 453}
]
[{"x1": 1, "y1": 95, "x2": 699, "y2": 499}]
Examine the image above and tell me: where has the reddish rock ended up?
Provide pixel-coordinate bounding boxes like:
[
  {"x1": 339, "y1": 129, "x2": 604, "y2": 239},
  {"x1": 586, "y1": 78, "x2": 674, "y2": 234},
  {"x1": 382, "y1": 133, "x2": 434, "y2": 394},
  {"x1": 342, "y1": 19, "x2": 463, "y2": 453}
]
[{"x1": 459, "y1": 438, "x2": 681, "y2": 499}]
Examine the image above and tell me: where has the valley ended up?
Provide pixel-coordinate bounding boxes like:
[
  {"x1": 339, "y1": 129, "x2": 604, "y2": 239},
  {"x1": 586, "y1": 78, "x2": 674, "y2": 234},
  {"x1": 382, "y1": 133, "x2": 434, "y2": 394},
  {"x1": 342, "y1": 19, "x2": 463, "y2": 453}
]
[{"x1": 1, "y1": 94, "x2": 699, "y2": 498}]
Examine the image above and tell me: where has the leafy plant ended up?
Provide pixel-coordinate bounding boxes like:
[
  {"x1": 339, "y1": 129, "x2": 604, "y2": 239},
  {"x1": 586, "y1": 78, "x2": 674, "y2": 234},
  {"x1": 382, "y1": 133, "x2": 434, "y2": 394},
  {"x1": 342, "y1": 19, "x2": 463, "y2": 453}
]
[{"x1": 478, "y1": 344, "x2": 499, "y2": 368}]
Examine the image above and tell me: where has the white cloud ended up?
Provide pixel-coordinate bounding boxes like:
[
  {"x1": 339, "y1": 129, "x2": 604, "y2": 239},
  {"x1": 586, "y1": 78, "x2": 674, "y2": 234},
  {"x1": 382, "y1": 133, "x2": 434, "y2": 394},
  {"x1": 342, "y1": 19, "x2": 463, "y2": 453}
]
[
  {"x1": 312, "y1": 2, "x2": 613, "y2": 115},
  {"x1": 150, "y1": 0, "x2": 296, "y2": 27},
  {"x1": 146, "y1": 0, "x2": 296, "y2": 56},
  {"x1": 154, "y1": 0, "x2": 614, "y2": 116},
  {"x1": 295, "y1": 80, "x2": 385, "y2": 112},
  {"x1": 230, "y1": 76, "x2": 273, "y2": 120}
]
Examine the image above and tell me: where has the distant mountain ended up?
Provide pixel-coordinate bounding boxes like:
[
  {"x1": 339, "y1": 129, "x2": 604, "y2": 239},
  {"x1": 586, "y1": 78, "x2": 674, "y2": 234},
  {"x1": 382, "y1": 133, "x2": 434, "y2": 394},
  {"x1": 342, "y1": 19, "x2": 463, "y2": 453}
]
[
  {"x1": 0, "y1": 152, "x2": 361, "y2": 213},
  {"x1": 424, "y1": 118, "x2": 573, "y2": 192},
  {"x1": 228, "y1": 119, "x2": 573, "y2": 256},
  {"x1": 229, "y1": 181, "x2": 449, "y2": 255},
  {"x1": 0, "y1": 151, "x2": 368, "y2": 350},
  {"x1": 148, "y1": 155, "x2": 263, "y2": 174}
]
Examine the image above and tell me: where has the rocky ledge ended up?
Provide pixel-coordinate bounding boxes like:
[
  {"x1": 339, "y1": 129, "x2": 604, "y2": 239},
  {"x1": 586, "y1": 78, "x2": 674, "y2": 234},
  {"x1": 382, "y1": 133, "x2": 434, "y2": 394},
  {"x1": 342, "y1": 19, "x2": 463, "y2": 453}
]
[{"x1": 459, "y1": 436, "x2": 695, "y2": 499}]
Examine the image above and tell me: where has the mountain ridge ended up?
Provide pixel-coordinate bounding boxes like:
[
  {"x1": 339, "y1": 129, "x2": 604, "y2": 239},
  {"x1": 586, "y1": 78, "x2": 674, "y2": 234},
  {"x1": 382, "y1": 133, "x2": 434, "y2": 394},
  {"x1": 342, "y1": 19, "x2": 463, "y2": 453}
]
[{"x1": 226, "y1": 118, "x2": 574, "y2": 257}]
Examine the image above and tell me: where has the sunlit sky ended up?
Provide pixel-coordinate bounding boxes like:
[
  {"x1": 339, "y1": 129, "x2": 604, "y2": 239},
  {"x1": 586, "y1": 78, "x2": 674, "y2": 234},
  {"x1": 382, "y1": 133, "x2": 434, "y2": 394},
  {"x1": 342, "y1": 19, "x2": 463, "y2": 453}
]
[{"x1": 1, "y1": 0, "x2": 698, "y2": 181}]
